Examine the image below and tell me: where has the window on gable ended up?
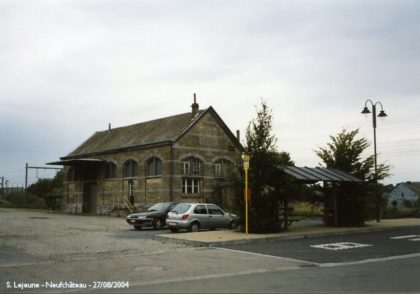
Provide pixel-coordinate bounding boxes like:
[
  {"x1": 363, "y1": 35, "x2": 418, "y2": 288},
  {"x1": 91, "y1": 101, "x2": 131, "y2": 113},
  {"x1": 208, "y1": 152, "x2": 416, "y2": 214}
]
[
  {"x1": 182, "y1": 157, "x2": 202, "y2": 176},
  {"x1": 105, "y1": 162, "x2": 117, "y2": 179},
  {"x1": 123, "y1": 160, "x2": 138, "y2": 178},
  {"x1": 147, "y1": 157, "x2": 162, "y2": 177},
  {"x1": 214, "y1": 159, "x2": 232, "y2": 178}
]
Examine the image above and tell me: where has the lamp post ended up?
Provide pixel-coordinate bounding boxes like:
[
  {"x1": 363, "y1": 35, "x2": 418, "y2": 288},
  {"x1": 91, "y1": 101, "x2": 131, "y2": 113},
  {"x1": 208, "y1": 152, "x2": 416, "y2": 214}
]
[{"x1": 361, "y1": 99, "x2": 388, "y2": 222}]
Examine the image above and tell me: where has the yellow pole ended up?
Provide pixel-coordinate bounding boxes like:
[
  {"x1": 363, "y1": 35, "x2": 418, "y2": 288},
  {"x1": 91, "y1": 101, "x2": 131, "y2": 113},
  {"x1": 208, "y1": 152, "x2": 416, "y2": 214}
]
[
  {"x1": 242, "y1": 154, "x2": 250, "y2": 239},
  {"x1": 245, "y1": 168, "x2": 248, "y2": 238}
]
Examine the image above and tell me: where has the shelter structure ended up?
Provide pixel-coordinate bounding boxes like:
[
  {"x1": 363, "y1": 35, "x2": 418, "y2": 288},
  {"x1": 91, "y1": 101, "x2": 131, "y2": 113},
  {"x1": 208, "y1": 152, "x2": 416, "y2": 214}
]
[{"x1": 278, "y1": 166, "x2": 362, "y2": 227}]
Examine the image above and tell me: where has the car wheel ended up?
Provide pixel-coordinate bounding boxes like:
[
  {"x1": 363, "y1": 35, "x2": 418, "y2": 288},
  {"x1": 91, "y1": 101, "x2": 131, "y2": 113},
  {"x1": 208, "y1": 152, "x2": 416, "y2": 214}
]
[
  {"x1": 170, "y1": 228, "x2": 179, "y2": 233},
  {"x1": 189, "y1": 222, "x2": 200, "y2": 232},
  {"x1": 134, "y1": 225, "x2": 142, "y2": 231},
  {"x1": 152, "y1": 219, "x2": 163, "y2": 230},
  {"x1": 229, "y1": 221, "x2": 238, "y2": 230}
]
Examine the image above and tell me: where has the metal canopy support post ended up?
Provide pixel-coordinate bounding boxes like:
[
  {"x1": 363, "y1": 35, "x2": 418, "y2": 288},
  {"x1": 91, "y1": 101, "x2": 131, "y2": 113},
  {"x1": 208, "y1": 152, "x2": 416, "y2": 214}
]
[{"x1": 332, "y1": 184, "x2": 338, "y2": 227}]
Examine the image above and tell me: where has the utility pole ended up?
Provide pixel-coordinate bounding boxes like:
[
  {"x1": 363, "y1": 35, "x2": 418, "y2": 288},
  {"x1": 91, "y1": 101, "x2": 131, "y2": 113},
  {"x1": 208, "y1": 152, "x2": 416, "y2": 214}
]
[{"x1": 0, "y1": 176, "x2": 4, "y2": 196}]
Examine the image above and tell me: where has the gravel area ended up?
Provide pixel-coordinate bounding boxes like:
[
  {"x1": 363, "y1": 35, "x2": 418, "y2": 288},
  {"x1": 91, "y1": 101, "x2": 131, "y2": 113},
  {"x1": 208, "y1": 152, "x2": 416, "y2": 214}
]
[{"x1": 0, "y1": 208, "x2": 186, "y2": 262}]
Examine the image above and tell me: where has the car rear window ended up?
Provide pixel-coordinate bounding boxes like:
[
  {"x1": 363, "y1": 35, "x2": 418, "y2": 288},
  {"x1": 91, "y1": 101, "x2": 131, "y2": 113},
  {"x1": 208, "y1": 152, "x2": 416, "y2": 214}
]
[{"x1": 171, "y1": 203, "x2": 191, "y2": 214}]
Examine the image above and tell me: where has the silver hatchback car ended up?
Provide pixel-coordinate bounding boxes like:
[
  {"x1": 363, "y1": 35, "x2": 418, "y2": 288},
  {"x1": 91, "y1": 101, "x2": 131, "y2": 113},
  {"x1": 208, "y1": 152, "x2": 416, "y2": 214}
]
[{"x1": 166, "y1": 203, "x2": 238, "y2": 233}]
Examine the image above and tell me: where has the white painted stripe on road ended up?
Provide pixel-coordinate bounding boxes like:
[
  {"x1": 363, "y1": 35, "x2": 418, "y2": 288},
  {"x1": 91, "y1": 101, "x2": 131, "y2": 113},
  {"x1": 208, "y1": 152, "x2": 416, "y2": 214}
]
[
  {"x1": 85, "y1": 266, "x2": 303, "y2": 291},
  {"x1": 409, "y1": 238, "x2": 420, "y2": 241},
  {"x1": 213, "y1": 247, "x2": 319, "y2": 267},
  {"x1": 320, "y1": 252, "x2": 420, "y2": 268},
  {"x1": 390, "y1": 235, "x2": 419, "y2": 239}
]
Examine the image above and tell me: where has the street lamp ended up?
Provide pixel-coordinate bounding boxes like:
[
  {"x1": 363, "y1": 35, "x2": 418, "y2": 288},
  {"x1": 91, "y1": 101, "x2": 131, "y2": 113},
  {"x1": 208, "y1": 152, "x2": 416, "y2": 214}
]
[{"x1": 361, "y1": 99, "x2": 388, "y2": 222}]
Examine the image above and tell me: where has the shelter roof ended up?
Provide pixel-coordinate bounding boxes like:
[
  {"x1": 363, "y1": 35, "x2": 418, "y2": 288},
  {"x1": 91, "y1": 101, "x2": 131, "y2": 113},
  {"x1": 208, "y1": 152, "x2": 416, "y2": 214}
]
[{"x1": 278, "y1": 166, "x2": 362, "y2": 184}]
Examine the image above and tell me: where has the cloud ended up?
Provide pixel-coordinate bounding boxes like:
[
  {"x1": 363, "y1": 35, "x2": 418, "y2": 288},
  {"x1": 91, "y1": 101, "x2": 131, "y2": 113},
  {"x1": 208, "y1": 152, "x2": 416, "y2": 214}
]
[{"x1": 0, "y1": 0, "x2": 419, "y2": 185}]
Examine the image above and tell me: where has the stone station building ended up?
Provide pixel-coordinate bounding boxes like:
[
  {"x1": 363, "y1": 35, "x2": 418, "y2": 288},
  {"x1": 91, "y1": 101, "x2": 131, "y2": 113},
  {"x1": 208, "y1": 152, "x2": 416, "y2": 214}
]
[{"x1": 49, "y1": 97, "x2": 242, "y2": 214}]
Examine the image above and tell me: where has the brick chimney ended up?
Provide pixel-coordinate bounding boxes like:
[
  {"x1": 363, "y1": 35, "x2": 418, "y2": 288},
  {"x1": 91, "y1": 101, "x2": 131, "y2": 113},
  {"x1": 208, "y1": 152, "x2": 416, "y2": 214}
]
[{"x1": 191, "y1": 93, "x2": 199, "y2": 117}]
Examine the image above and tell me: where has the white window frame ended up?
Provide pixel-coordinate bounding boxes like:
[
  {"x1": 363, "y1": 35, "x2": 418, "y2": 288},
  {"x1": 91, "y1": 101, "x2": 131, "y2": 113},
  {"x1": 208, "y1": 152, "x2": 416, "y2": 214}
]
[
  {"x1": 214, "y1": 163, "x2": 222, "y2": 177},
  {"x1": 182, "y1": 161, "x2": 190, "y2": 175},
  {"x1": 182, "y1": 178, "x2": 200, "y2": 194}
]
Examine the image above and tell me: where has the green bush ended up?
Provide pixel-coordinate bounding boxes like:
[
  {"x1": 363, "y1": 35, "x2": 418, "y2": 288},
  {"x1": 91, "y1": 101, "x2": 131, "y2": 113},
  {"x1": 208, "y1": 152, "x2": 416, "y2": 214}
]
[
  {"x1": 0, "y1": 197, "x2": 11, "y2": 207},
  {"x1": 6, "y1": 191, "x2": 46, "y2": 208},
  {"x1": 383, "y1": 207, "x2": 419, "y2": 219}
]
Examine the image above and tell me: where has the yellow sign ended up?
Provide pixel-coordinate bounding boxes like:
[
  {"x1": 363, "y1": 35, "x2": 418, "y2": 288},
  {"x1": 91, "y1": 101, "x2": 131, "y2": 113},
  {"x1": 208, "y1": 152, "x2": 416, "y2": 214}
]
[{"x1": 242, "y1": 154, "x2": 250, "y2": 171}]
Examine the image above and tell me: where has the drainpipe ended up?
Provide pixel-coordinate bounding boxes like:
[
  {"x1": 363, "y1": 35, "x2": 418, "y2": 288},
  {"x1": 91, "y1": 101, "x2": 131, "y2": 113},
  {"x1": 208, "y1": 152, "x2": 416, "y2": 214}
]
[{"x1": 170, "y1": 142, "x2": 174, "y2": 201}]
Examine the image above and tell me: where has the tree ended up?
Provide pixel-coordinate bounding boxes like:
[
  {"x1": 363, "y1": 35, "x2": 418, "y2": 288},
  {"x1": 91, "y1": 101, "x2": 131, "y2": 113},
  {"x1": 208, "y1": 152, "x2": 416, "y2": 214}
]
[
  {"x1": 315, "y1": 129, "x2": 390, "y2": 225},
  {"x1": 230, "y1": 100, "x2": 294, "y2": 233},
  {"x1": 27, "y1": 170, "x2": 64, "y2": 208}
]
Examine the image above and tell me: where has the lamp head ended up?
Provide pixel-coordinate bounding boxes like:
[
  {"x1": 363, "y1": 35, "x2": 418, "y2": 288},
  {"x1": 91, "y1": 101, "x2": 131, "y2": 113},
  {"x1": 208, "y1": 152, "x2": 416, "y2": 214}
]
[
  {"x1": 378, "y1": 110, "x2": 387, "y2": 118},
  {"x1": 361, "y1": 107, "x2": 371, "y2": 115}
]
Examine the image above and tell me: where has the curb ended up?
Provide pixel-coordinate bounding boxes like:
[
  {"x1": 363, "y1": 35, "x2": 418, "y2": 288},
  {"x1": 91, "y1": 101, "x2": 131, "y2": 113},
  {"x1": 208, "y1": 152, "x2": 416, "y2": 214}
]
[{"x1": 155, "y1": 224, "x2": 420, "y2": 247}]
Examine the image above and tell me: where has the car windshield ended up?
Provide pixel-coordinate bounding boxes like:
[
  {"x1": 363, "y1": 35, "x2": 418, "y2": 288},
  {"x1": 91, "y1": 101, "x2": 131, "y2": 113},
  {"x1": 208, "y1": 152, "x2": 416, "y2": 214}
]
[
  {"x1": 171, "y1": 203, "x2": 191, "y2": 214},
  {"x1": 148, "y1": 202, "x2": 170, "y2": 212}
]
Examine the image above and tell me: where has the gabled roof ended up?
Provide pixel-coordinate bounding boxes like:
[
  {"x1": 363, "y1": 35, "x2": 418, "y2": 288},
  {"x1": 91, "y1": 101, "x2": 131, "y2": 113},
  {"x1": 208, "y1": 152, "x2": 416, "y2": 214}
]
[
  {"x1": 62, "y1": 107, "x2": 242, "y2": 160},
  {"x1": 397, "y1": 182, "x2": 420, "y2": 195}
]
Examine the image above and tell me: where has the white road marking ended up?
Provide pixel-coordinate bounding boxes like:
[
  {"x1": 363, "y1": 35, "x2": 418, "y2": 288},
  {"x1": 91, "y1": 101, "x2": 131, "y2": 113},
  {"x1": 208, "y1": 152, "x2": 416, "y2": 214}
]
[
  {"x1": 390, "y1": 235, "x2": 419, "y2": 240},
  {"x1": 320, "y1": 252, "x2": 420, "y2": 267},
  {"x1": 310, "y1": 242, "x2": 373, "y2": 251},
  {"x1": 214, "y1": 247, "x2": 318, "y2": 266},
  {"x1": 409, "y1": 238, "x2": 420, "y2": 242}
]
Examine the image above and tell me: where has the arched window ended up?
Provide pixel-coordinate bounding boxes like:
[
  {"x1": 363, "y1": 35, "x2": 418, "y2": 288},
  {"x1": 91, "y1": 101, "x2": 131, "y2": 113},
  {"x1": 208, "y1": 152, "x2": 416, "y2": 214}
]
[
  {"x1": 146, "y1": 157, "x2": 162, "y2": 177},
  {"x1": 214, "y1": 159, "x2": 232, "y2": 178},
  {"x1": 105, "y1": 162, "x2": 117, "y2": 179},
  {"x1": 123, "y1": 160, "x2": 138, "y2": 178},
  {"x1": 182, "y1": 156, "x2": 202, "y2": 176}
]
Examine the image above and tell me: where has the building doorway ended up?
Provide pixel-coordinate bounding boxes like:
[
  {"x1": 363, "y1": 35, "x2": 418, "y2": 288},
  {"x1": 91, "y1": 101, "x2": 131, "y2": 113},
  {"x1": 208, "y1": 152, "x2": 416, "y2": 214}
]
[{"x1": 83, "y1": 182, "x2": 98, "y2": 214}]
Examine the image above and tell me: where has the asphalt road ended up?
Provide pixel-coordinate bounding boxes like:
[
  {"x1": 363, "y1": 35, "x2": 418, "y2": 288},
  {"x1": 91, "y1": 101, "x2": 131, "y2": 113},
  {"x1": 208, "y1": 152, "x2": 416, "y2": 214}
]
[
  {"x1": 130, "y1": 226, "x2": 420, "y2": 293},
  {"x1": 219, "y1": 226, "x2": 420, "y2": 264},
  {"x1": 132, "y1": 255, "x2": 420, "y2": 293}
]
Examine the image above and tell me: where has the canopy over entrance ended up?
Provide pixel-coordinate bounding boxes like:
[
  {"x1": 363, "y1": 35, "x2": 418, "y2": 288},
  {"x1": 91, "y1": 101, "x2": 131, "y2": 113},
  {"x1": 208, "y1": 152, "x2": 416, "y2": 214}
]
[{"x1": 47, "y1": 158, "x2": 105, "y2": 166}]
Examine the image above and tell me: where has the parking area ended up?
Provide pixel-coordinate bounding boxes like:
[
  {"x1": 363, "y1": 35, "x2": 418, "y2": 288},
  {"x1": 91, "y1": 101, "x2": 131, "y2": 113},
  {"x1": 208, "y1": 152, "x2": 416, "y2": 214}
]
[
  {"x1": 1, "y1": 208, "x2": 419, "y2": 293},
  {"x1": 0, "y1": 208, "x2": 185, "y2": 265},
  {"x1": 0, "y1": 208, "x2": 309, "y2": 293}
]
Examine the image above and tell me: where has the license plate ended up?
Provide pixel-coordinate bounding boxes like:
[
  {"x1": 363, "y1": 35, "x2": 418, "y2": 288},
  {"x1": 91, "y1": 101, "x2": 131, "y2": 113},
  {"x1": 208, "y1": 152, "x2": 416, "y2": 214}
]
[
  {"x1": 168, "y1": 222, "x2": 177, "y2": 227},
  {"x1": 129, "y1": 219, "x2": 135, "y2": 224}
]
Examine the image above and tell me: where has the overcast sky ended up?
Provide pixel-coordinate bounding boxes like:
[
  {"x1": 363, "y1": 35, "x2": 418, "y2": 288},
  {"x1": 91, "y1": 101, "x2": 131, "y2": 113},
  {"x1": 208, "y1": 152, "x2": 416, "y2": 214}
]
[{"x1": 1, "y1": 0, "x2": 419, "y2": 187}]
